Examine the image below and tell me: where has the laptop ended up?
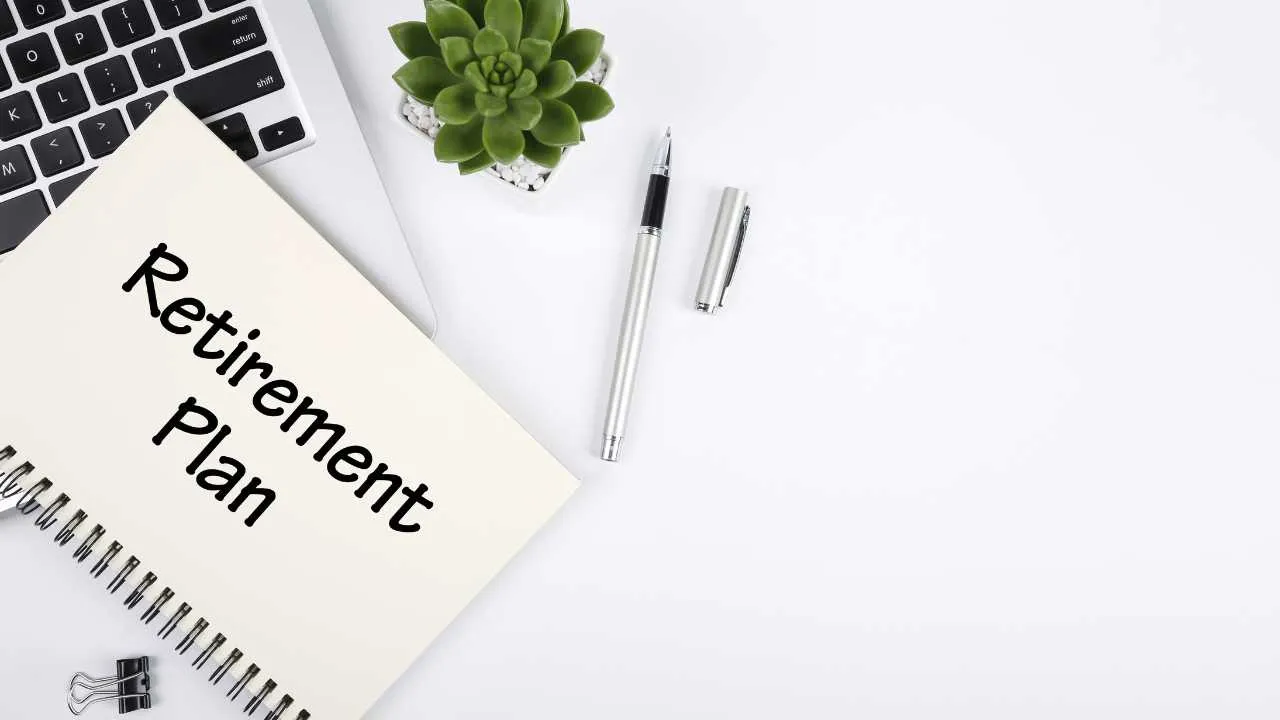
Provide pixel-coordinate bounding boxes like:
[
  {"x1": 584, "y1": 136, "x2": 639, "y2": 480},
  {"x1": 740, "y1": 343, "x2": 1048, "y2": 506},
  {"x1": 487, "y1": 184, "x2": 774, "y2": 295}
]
[{"x1": 0, "y1": 0, "x2": 440, "y2": 516}]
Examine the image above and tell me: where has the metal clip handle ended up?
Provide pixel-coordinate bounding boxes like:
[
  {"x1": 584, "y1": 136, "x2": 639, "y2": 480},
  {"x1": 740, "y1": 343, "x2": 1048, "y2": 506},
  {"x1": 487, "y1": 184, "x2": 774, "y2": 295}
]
[{"x1": 67, "y1": 667, "x2": 150, "y2": 716}]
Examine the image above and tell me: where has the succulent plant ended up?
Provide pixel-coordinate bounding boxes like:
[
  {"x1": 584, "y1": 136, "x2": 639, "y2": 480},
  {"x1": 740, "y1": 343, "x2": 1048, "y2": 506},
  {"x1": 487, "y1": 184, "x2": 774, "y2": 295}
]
[{"x1": 390, "y1": 0, "x2": 615, "y2": 174}]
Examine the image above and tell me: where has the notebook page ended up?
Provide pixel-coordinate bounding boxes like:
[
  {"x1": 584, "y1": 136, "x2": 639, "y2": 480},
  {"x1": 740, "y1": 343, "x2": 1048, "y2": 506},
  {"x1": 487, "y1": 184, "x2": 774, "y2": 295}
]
[{"x1": 0, "y1": 102, "x2": 578, "y2": 718}]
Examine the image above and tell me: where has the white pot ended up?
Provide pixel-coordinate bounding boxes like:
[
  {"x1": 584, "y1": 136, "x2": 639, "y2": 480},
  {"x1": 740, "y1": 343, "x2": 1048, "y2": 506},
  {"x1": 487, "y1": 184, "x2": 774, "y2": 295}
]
[{"x1": 394, "y1": 52, "x2": 613, "y2": 194}]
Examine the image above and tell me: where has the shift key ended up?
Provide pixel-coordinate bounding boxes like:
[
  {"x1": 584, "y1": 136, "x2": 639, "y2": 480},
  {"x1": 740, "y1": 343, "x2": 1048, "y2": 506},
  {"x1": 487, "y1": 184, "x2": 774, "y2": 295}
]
[
  {"x1": 179, "y1": 7, "x2": 266, "y2": 70},
  {"x1": 174, "y1": 51, "x2": 284, "y2": 119}
]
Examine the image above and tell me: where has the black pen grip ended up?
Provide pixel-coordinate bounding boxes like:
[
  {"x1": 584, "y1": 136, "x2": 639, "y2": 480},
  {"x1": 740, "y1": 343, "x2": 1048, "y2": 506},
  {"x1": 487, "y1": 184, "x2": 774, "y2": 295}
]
[{"x1": 640, "y1": 174, "x2": 670, "y2": 229}]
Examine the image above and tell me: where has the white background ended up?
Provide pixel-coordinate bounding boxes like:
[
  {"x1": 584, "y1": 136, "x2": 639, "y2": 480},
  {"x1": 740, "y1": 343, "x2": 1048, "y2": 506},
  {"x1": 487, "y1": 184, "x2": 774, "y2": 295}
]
[{"x1": 5, "y1": 0, "x2": 1280, "y2": 717}]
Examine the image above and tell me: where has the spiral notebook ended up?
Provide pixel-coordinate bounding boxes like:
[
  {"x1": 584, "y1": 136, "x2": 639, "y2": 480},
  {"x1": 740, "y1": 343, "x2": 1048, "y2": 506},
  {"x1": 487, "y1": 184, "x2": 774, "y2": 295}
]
[{"x1": 0, "y1": 103, "x2": 579, "y2": 718}]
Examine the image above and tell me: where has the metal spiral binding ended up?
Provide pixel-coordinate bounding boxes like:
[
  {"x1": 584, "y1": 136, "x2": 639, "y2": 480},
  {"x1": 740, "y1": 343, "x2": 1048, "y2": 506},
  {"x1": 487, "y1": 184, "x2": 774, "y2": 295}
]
[{"x1": 4, "y1": 447, "x2": 311, "y2": 720}]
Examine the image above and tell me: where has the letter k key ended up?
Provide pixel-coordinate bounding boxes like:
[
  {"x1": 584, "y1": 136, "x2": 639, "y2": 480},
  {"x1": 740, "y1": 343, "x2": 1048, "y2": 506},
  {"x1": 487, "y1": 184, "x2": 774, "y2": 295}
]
[{"x1": 0, "y1": 92, "x2": 40, "y2": 142}]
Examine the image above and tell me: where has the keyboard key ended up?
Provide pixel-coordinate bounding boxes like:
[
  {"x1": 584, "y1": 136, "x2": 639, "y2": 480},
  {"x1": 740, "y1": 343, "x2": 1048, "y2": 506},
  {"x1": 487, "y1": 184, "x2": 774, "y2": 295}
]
[
  {"x1": 207, "y1": 111, "x2": 255, "y2": 160},
  {"x1": 31, "y1": 126, "x2": 82, "y2": 176},
  {"x1": 55, "y1": 15, "x2": 107, "y2": 64},
  {"x1": 0, "y1": 1, "x2": 17, "y2": 39},
  {"x1": 0, "y1": 91, "x2": 40, "y2": 140},
  {"x1": 49, "y1": 166, "x2": 91, "y2": 205},
  {"x1": 0, "y1": 61, "x2": 9, "y2": 92},
  {"x1": 84, "y1": 55, "x2": 136, "y2": 104},
  {"x1": 179, "y1": 6, "x2": 263, "y2": 70},
  {"x1": 69, "y1": 0, "x2": 110, "y2": 9},
  {"x1": 36, "y1": 73, "x2": 88, "y2": 122},
  {"x1": 14, "y1": 0, "x2": 64, "y2": 29},
  {"x1": 150, "y1": 0, "x2": 199, "y2": 30},
  {"x1": 0, "y1": 144, "x2": 35, "y2": 193},
  {"x1": 132, "y1": 37, "x2": 183, "y2": 86},
  {"x1": 126, "y1": 89, "x2": 166, "y2": 127},
  {"x1": 0, "y1": 191, "x2": 47, "y2": 254},
  {"x1": 79, "y1": 107, "x2": 127, "y2": 157},
  {"x1": 174, "y1": 51, "x2": 282, "y2": 119},
  {"x1": 259, "y1": 116, "x2": 303, "y2": 152},
  {"x1": 206, "y1": 0, "x2": 242, "y2": 10},
  {"x1": 102, "y1": 0, "x2": 153, "y2": 47},
  {"x1": 7, "y1": 33, "x2": 59, "y2": 82}
]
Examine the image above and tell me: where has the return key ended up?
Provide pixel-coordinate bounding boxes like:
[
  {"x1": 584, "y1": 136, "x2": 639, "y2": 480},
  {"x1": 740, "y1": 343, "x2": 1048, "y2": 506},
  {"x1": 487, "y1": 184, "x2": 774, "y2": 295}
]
[{"x1": 179, "y1": 7, "x2": 266, "y2": 71}]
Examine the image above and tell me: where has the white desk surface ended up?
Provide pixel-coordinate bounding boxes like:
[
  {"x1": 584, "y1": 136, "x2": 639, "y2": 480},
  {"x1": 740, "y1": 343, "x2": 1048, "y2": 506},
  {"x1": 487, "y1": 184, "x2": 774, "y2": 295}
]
[{"x1": 4, "y1": 1, "x2": 1280, "y2": 718}]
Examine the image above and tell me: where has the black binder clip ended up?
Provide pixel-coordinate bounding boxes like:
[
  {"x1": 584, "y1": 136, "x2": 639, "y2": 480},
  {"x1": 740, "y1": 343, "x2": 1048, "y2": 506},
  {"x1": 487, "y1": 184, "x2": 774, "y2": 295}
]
[{"x1": 68, "y1": 657, "x2": 153, "y2": 715}]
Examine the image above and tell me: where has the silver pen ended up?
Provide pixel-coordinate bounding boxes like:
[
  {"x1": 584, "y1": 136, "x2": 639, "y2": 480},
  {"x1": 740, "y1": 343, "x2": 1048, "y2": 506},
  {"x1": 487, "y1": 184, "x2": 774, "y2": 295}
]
[{"x1": 601, "y1": 128, "x2": 672, "y2": 462}]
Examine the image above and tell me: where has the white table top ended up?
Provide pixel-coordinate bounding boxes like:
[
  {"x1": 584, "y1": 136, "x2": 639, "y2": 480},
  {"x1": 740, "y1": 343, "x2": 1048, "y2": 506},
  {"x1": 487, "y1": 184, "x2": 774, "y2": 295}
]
[{"x1": 5, "y1": 1, "x2": 1280, "y2": 718}]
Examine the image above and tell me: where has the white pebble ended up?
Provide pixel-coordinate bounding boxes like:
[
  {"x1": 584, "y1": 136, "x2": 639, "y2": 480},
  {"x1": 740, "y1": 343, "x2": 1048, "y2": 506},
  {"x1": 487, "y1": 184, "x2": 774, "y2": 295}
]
[
  {"x1": 533, "y1": 177, "x2": 546, "y2": 190},
  {"x1": 426, "y1": 126, "x2": 438, "y2": 138}
]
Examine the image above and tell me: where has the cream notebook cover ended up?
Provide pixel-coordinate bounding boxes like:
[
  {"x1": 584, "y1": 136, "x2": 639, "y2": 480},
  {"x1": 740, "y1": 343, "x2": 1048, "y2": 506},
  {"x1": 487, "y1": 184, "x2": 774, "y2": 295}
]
[{"x1": 0, "y1": 103, "x2": 578, "y2": 718}]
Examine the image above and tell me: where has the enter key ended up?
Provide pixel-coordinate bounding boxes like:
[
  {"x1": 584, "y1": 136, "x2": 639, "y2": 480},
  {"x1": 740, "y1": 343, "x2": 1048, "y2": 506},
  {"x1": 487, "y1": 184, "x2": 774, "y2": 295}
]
[{"x1": 179, "y1": 6, "x2": 267, "y2": 71}]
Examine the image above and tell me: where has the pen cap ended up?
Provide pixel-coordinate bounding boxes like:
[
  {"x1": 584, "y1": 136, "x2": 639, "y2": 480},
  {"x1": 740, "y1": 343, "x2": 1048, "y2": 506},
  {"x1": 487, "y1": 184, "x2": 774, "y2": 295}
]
[{"x1": 696, "y1": 187, "x2": 751, "y2": 313}]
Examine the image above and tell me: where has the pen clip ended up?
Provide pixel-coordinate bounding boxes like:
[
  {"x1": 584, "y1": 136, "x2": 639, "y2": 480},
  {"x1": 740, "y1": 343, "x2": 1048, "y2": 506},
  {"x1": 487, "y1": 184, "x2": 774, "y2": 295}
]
[{"x1": 720, "y1": 205, "x2": 751, "y2": 307}]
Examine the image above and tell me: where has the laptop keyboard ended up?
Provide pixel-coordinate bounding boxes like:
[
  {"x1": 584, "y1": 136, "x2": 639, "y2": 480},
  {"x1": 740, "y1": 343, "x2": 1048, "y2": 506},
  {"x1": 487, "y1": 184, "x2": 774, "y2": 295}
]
[{"x1": 0, "y1": 0, "x2": 314, "y2": 254}]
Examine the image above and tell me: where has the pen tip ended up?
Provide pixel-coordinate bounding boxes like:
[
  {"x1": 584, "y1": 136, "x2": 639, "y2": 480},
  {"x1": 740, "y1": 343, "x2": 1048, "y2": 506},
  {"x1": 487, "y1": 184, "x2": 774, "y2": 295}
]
[{"x1": 652, "y1": 128, "x2": 673, "y2": 173}]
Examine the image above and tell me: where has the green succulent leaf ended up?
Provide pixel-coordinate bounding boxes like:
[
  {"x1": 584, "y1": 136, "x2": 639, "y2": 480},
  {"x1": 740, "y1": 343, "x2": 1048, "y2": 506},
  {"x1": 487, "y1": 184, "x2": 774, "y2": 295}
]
[
  {"x1": 511, "y1": 69, "x2": 538, "y2": 99},
  {"x1": 434, "y1": 84, "x2": 478, "y2": 124},
  {"x1": 518, "y1": 38, "x2": 553, "y2": 74},
  {"x1": 459, "y1": 150, "x2": 494, "y2": 175},
  {"x1": 559, "y1": 81, "x2": 614, "y2": 123},
  {"x1": 491, "y1": 84, "x2": 512, "y2": 99},
  {"x1": 485, "y1": 0, "x2": 523, "y2": 52},
  {"x1": 389, "y1": 21, "x2": 440, "y2": 59},
  {"x1": 439, "y1": 36, "x2": 475, "y2": 76},
  {"x1": 483, "y1": 115, "x2": 525, "y2": 164},
  {"x1": 531, "y1": 98, "x2": 580, "y2": 146},
  {"x1": 499, "y1": 51, "x2": 524, "y2": 77},
  {"x1": 435, "y1": 116, "x2": 485, "y2": 162},
  {"x1": 560, "y1": 0, "x2": 571, "y2": 38},
  {"x1": 473, "y1": 27, "x2": 508, "y2": 56},
  {"x1": 426, "y1": 1, "x2": 478, "y2": 43},
  {"x1": 394, "y1": 56, "x2": 457, "y2": 103},
  {"x1": 475, "y1": 92, "x2": 508, "y2": 117},
  {"x1": 522, "y1": 133, "x2": 563, "y2": 168},
  {"x1": 507, "y1": 95, "x2": 543, "y2": 130},
  {"x1": 552, "y1": 29, "x2": 603, "y2": 75},
  {"x1": 484, "y1": 59, "x2": 503, "y2": 86},
  {"x1": 453, "y1": 0, "x2": 485, "y2": 26},
  {"x1": 522, "y1": 0, "x2": 564, "y2": 43},
  {"x1": 463, "y1": 62, "x2": 489, "y2": 92},
  {"x1": 535, "y1": 60, "x2": 576, "y2": 99}
]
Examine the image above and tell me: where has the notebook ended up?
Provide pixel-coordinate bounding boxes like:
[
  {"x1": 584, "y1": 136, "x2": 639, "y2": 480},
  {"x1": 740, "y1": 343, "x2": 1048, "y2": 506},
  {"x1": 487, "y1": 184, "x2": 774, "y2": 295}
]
[{"x1": 0, "y1": 102, "x2": 579, "y2": 719}]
